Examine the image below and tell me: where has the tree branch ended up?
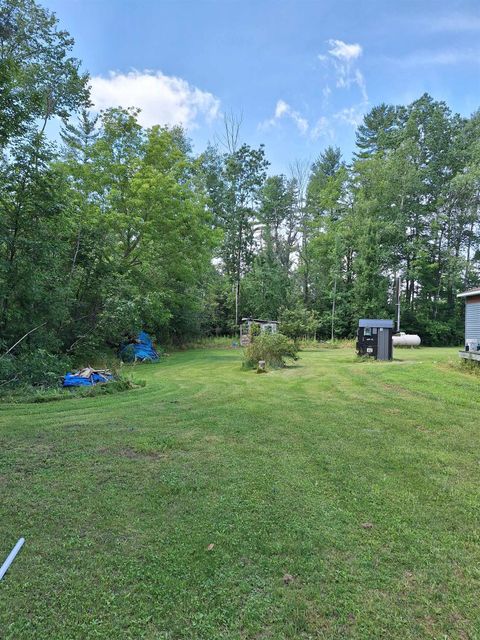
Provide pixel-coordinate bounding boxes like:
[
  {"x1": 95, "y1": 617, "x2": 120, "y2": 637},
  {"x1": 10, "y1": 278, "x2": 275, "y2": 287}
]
[{"x1": 0, "y1": 322, "x2": 47, "y2": 359}]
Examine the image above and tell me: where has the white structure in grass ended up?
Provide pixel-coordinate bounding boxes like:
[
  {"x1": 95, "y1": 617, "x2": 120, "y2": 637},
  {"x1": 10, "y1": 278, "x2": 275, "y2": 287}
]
[
  {"x1": 392, "y1": 332, "x2": 421, "y2": 347},
  {"x1": 457, "y1": 288, "x2": 480, "y2": 361},
  {"x1": 240, "y1": 318, "x2": 278, "y2": 347},
  {"x1": 0, "y1": 538, "x2": 25, "y2": 581}
]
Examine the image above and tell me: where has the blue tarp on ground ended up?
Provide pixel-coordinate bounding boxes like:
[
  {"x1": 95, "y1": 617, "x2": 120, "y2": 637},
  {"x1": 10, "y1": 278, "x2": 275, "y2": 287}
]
[
  {"x1": 120, "y1": 331, "x2": 159, "y2": 362},
  {"x1": 63, "y1": 368, "x2": 114, "y2": 388}
]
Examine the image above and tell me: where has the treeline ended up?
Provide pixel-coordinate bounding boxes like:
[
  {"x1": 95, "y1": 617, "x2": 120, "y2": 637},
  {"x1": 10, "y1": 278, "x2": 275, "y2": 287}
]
[
  {"x1": 1, "y1": 0, "x2": 480, "y2": 372},
  {"x1": 225, "y1": 97, "x2": 480, "y2": 345}
]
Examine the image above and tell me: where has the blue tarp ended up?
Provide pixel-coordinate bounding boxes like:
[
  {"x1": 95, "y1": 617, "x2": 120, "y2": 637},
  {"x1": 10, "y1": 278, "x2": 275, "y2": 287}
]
[
  {"x1": 120, "y1": 331, "x2": 159, "y2": 362},
  {"x1": 63, "y1": 369, "x2": 114, "y2": 388}
]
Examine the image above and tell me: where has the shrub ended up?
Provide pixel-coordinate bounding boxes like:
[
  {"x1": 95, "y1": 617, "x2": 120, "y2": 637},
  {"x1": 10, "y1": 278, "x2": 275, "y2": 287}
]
[
  {"x1": 243, "y1": 333, "x2": 299, "y2": 369},
  {"x1": 0, "y1": 349, "x2": 71, "y2": 389},
  {"x1": 249, "y1": 322, "x2": 261, "y2": 337},
  {"x1": 278, "y1": 306, "x2": 319, "y2": 341},
  {"x1": 120, "y1": 343, "x2": 137, "y2": 363}
]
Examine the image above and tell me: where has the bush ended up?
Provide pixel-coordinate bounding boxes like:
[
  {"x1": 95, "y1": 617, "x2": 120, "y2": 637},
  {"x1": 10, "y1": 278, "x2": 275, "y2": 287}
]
[
  {"x1": 278, "y1": 306, "x2": 319, "y2": 341},
  {"x1": 243, "y1": 332, "x2": 299, "y2": 369},
  {"x1": 0, "y1": 349, "x2": 71, "y2": 390},
  {"x1": 249, "y1": 322, "x2": 261, "y2": 338},
  {"x1": 120, "y1": 343, "x2": 137, "y2": 363}
]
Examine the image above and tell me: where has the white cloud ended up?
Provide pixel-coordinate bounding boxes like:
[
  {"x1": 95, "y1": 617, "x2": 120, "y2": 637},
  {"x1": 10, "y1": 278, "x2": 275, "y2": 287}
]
[
  {"x1": 260, "y1": 40, "x2": 369, "y2": 142},
  {"x1": 319, "y1": 39, "x2": 368, "y2": 102},
  {"x1": 311, "y1": 116, "x2": 334, "y2": 140},
  {"x1": 334, "y1": 105, "x2": 366, "y2": 127},
  {"x1": 90, "y1": 70, "x2": 221, "y2": 129},
  {"x1": 327, "y1": 39, "x2": 362, "y2": 61},
  {"x1": 274, "y1": 99, "x2": 289, "y2": 118},
  {"x1": 354, "y1": 69, "x2": 368, "y2": 102},
  {"x1": 261, "y1": 101, "x2": 337, "y2": 141},
  {"x1": 261, "y1": 99, "x2": 309, "y2": 135}
]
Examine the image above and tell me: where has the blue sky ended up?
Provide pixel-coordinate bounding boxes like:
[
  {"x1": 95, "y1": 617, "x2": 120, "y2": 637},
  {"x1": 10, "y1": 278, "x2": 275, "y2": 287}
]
[{"x1": 48, "y1": 0, "x2": 480, "y2": 173}]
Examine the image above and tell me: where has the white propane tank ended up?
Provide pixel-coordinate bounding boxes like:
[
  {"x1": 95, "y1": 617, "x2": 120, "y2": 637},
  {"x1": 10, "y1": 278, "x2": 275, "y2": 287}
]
[{"x1": 392, "y1": 332, "x2": 421, "y2": 347}]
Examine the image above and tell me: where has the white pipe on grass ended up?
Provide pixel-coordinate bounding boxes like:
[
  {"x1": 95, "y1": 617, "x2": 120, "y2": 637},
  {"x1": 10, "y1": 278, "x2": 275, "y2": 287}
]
[{"x1": 0, "y1": 538, "x2": 25, "y2": 580}]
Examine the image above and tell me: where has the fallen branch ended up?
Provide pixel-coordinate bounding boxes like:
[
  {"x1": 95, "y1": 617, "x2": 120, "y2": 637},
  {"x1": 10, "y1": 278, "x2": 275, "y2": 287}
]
[
  {"x1": 66, "y1": 327, "x2": 97, "y2": 353},
  {"x1": 0, "y1": 322, "x2": 47, "y2": 359},
  {"x1": 0, "y1": 376, "x2": 18, "y2": 388}
]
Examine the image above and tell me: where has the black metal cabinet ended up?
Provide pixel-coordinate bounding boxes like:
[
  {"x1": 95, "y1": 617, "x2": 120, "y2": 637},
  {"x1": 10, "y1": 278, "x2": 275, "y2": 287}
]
[{"x1": 356, "y1": 319, "x2": 394, "y2": 361}]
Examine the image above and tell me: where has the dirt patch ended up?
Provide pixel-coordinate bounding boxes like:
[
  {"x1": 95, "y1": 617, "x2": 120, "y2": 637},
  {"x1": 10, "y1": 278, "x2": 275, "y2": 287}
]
[
  {"x1": 448, "y1": 612, "x2": 471, "y2": 640},
  {"x1": 203, "y1": 435, "x2": 225, "y2": 444},
  {"x1": 402, "y1": 570, "x2": 417, "y2": 587},
  {"x1": 98, "y1": 446, "x2": 166, "y2": 460},
  {"x1": 414, "y1": 424, "x2": 430, "y2": 433},
  {"x1": 63, "y1": 423, "x2": 86, "y2": 431},
  {"x1": 385, "y1": 407, "x2": 401, "y2": 415},
  {"x1": 380, "y1": 382, "x2": 413, "y2": 397}
]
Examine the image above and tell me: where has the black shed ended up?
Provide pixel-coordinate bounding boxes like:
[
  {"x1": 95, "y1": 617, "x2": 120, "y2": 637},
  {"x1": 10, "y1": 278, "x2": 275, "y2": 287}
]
[{"x1": 356, "y1": 319, "x2": 394, "y2": 361}]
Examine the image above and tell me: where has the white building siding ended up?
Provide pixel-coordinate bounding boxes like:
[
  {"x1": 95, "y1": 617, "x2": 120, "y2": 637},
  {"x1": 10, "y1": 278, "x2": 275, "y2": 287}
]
[{"x1": 466, "y1": 302, "x2": 480, "y2": 340}]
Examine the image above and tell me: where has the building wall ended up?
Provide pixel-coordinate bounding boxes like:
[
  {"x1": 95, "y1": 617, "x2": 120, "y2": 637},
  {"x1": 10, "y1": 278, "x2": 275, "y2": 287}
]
[
  {"x1": 466, "y1": 301, "x2": 480, "y2": 340},
  {"x1": 261, "y1": 323, "x2": 278, "y2": 334}
]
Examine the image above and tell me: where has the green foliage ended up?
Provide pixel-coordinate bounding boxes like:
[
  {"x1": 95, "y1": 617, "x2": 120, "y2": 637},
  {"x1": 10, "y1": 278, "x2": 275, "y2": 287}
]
[
  {"x1": 61, "y1": 377, "x2": 144, "y2": 400},
  {"x1": 243, "y1": 332, "x2": 298, "y2": 368},
  {"x1": 279, "y1": 306, "x2": 319, "y2": 340},
  {"x1": 199, "y1": 139, "x2": 269, "y2": 323},
  {"x1": 352, "y1": 217, "x2": 390, "y2": 319},
  {"x1": 119, "y1": 344, "x2": 136, "y2": 364},
  {"x1": 241, "y1": 251, "x2": 290, "y2": 320},
  {"x1": 0, "y1": 0, "x2": 89, "y2": 147},
  {"x1": 0, "y1": 349, "x2": 71, "y2": 389},
  {"x1": 412, "y1": 317, "x2": 462, "y2": 347},
  {"x1": 173, "y1": 336, "x2": 234, "y2": 350},
  {"x1": 0, "y1": 0, "x2": 221, "y2": 373},
  {"x1": 1, "y1": 0, "x2": 479, "y2": 369},
  {"x1": 300, "y1": 94, "x2": 480, "y2": 344},
  {"x1": 452, "y1": 358, "x2": 480, "y2": 377},
  {"x1": 259, "y1": 175, "x2": 298, "y2": 269},
  {"x1": 295, "y1": 337, "x2": 356, "y2": 351},
  {"x1": 249, "y1": 321, "x2": 261, "y2": 337},
  {"x1": 59, "y1": 110, "x2": 217, "y2": 349}
]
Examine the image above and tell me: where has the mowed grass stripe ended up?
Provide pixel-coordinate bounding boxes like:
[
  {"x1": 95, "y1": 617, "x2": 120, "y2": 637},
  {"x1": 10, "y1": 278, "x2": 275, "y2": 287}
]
[{"x1": 0, "y1": 347, "x2": 479, "y2": 639}]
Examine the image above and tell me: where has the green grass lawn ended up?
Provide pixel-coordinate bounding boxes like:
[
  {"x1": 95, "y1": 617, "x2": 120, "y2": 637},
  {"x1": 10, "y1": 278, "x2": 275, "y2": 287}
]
[{"x1": 1, "y1": 347, "x2": 479, "y2": 639}]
